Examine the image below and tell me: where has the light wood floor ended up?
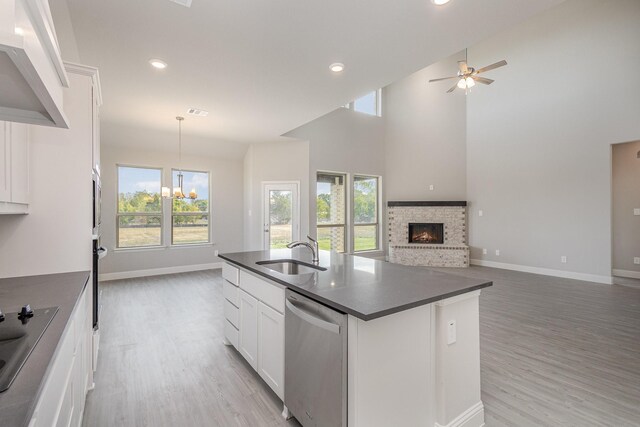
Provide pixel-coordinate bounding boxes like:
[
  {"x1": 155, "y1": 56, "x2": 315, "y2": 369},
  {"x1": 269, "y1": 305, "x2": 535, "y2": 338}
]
[{"x1": 83, "y1": 267, "x2": 640, "y2": 427}]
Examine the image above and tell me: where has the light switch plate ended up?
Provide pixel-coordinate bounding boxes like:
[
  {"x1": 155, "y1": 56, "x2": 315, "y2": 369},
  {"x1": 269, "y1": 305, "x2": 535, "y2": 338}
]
[
  {"x1": 447, "y1": 320, "x2": 456, "y2": 345},
  {"x1": 634, "y1": 208, "x2": 640, "y2": 216},
  {"x1": 429, "y1": 184, "x2": 434, "y2": 191},
  {"x1": 634, "y1": 257, "x2": 640, "y2": 265},
  {"x1": 482, "y1": 248, "x2": 487, "y2": 255},
  {"x1": 478, "y1": 210, "x2": 483, "y2": 217},
  {"x1": 495, "y1": 249, "x2": 500, "y2": 256},
  {"x1": 561, "y1": 256, "x2": 567, "y2": 263}
]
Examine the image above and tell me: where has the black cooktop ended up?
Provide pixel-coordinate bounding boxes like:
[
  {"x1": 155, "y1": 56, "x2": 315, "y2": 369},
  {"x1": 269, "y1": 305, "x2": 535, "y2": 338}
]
[{"x1": 0, "y1": 307, "x2": 59, "y2": 393}]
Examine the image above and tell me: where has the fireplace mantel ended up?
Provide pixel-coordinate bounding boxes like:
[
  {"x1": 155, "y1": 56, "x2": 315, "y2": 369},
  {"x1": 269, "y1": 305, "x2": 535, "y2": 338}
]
[{"x1": 387, "y1": 201, "x2": 467, "y2": 207}]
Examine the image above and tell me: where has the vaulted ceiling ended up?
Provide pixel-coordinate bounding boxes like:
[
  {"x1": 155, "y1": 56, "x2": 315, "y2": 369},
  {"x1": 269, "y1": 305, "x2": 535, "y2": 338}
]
[{"x1": 66, "y1": 0, "x2": 563, "y2": 146}]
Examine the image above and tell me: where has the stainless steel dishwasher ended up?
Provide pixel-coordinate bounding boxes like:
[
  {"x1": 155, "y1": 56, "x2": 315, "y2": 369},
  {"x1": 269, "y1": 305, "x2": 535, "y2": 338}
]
[{"x1": 285, "y1": 289, "x2": 348, "y2": 427}]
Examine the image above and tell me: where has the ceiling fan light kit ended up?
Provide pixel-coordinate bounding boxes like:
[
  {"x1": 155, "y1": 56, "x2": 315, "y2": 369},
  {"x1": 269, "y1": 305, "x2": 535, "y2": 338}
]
[{"x1": 429, "y1": 49, "x2": 507, "y2": 94}]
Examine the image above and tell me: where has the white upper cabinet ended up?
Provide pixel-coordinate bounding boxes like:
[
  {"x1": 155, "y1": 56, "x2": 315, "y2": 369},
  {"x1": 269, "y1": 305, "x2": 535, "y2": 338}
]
[
  {"x1": 0, "y1": 0, "x2": 69, "y2": 128},
  {"x1": 0, "y1": 121, "x2": 29, "y2": 214}
]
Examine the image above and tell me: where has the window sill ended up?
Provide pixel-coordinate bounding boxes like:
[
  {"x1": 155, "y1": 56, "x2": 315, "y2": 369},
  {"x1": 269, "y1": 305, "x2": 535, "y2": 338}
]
[{"x1": 113, "y1": 243, "x2": 215, "y2": 253}]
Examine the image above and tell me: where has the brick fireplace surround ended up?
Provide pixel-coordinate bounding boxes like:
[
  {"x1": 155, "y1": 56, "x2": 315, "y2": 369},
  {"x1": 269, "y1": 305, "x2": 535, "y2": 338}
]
[{"x1": 387, "y1": 201, "x2": 469, "y2": 268}]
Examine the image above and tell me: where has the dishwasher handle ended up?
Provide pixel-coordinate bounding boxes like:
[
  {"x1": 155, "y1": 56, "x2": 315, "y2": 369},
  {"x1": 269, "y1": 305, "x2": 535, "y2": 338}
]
[{"x1": 286, "y1": 299, "x2": 340, "y2": 334}]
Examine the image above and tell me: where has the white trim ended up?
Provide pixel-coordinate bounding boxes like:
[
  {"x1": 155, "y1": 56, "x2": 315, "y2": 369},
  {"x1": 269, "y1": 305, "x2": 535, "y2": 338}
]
[
  {"x1": 470, "y1": 259, "x2": 613, "y2": 285},
  {"x1": 64, "y1": 62, "x2": 102, "y2": 105},
  {"x1": 612, "y1": 269, "x2": 640, "y2": 279},
  {"x1": 435, "y1": 401, "x2": 485, "y2": 427},
  {"x1": 99, "y1": 262, "x2": 223, "y2": 281}
]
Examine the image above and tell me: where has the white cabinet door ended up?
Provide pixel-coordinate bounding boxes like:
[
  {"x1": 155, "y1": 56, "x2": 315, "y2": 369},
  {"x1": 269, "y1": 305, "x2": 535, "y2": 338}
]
[
  {"x1": 238, "y1": 289, "x2": 258, "y2": 370},
  {"x1": 0, "y1": 121, "x2": 9, "y2": 202},
  {"x1": 257, "y1": 301, "x2": 285, "y2": 400},
  {"x1": 10, "y1": 123, "x2": 29, "y2": 204}
]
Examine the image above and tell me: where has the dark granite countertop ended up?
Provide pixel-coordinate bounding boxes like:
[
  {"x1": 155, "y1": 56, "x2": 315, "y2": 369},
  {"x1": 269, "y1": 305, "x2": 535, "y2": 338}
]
[
  {"x1": 219, "y1": 249, "x2": 491, "y2": 320},
  {"x1": 0, "y1": 271, "x2": 90, "y2": 427}
]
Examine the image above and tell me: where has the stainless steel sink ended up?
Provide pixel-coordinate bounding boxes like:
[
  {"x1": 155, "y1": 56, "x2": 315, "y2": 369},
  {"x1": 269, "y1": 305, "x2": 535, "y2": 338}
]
[{"x1": 256, "y1": 259, "x2": 327, "y2": 275}]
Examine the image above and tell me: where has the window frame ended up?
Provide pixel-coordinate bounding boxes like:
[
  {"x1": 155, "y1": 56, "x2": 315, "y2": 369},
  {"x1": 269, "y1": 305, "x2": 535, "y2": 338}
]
[
  {"x1": 342, "y1": 89, "x2": 382, "y2": 117},
  {"x1": 316, "y1": 171, "x2": 349, "y2": 253},
  {"x1": 352, "y1": 174, "x2": 381, "y2": 253},
  {"x1": 115, "y1": 164, "x2": 164, "y2": 249},
  {"x1": 170, "y1": 168, "x2": 211, "y2": 246}
]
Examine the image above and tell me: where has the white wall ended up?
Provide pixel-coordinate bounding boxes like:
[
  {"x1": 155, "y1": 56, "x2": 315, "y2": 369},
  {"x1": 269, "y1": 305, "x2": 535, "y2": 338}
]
[
  {"x1": 49, "y1": 0, "x2": 81, "y2": 63},
  {"x1": 0, "y1": 72, "x2": 93, "y2": 278},
  {"x1": 384, "y1": 52, "x2": 467, "y2": 201},
  {"x1": 100, "y1": 144, "x2": 245, "y2": 275},
  {"x1": 285, "y1": 107, "x2": 386, "y2": 256},
  {"x1": 466, "y1": 0, "x2": 640, "y2": 280},
  {"x1": 242, "y1": 140, "x2": 310, "y2": 251},
  {"x1": 612, "y1": 140, "x2": 640, "y2": 276}
]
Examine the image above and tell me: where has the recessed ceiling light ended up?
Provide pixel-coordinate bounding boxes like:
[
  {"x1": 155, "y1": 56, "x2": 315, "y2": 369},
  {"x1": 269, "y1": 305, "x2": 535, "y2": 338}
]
[
  {"x1": 329, "y1": 63, "x2": 345, "y2": 73},
  {"x1": 149, "y1": 59, "x2": 167, "y2": 69},
  {"x1": 431, "y1": 0, "x2": 451, "y2": 5},
  {"x1": 14, "y1": 27, "x2": 24, "y2": 36}
]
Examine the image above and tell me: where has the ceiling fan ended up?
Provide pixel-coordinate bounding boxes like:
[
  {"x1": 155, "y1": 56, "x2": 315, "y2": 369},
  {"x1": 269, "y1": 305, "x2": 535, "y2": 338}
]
[{"x1": 429, "y1": 51, "x2": 507, "y2": 93}]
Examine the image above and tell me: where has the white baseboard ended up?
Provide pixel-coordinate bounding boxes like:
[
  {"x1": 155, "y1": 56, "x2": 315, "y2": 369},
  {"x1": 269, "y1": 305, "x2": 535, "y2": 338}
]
[
  {"x1": 435, "y1": 401, "x2": 485, "y2": 427},
  {"x1": 470, "y1": 259, "x2": 613, "y2": 285},
  {"x1": 612, "y1": 269, "x2": 640, "y2": 279},
  {"x1": 99, "y1": 262, "x2": 223, "y2": 281}
]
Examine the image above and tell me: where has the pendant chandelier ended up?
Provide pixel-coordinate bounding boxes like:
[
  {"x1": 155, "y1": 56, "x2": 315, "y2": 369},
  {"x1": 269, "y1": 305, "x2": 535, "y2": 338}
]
[{"x1": 161, "y1": 116, "x2": 197, "y2": 199}]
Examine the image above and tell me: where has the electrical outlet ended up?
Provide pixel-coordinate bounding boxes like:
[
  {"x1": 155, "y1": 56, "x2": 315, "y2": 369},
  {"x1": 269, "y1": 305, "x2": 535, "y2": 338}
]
[
  {"x1": 447, "y1": 320, "x2": 456, "y2": 345},
  {"x1": 495, "y1": 249, "x2": 500, "y2": 256},
  {"x1": 478, "y1": 210, "x2": 483, "y2": 217},
  {"x1": 482, "y1": 248, "x2": 487, "y2": 255},
  {"x1": 561, "y1": 256, "x2": 567, "y2": 263},
  {"x1": 634, "y1": 208, "x2": 640, "y2": 216},
  {"x1": 634, "y1": 257, "x2": 640, "y2": 265},
  {"x1": 429, "y1": 184, "x2": 434, "y2": 191},
  {"x1": 214, "y1": 249, "x2": 219, "y2": 257}
]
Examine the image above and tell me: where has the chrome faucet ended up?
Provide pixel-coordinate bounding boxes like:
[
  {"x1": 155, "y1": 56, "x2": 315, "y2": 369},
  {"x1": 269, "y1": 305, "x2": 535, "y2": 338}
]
[{"x1": 287, "y1": 235, "x2": 319, "y2": 264}]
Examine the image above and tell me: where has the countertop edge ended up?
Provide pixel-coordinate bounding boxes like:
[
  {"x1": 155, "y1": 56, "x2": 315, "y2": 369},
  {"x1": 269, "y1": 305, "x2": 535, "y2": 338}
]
[{"x1": 219, "y1": 255, "x2": 492, "y2": 321}]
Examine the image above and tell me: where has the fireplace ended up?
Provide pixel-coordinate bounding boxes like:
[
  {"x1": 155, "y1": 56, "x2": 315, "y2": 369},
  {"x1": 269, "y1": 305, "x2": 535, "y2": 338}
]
[{"x1": 408, "y1": 223, "x2": 444, "y2": 244}]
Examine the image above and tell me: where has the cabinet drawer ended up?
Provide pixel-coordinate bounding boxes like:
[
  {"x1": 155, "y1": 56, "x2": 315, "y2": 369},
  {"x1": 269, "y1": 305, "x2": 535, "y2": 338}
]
[
  {"x1": 224, "y1": 299, "x2": 239, "y2": 328},
  {"x1": 223, "y1": 280, "x2": 239, "y2": 307},
  {"x1": 239, "y1": 271, "x2": 285, "y2": 314},
  {"x1": 222, "y1": 263, "x2": 239, "y2": 285},
  {"x1": 224, "y1": 320, "x2": 239, "y2": 349}
]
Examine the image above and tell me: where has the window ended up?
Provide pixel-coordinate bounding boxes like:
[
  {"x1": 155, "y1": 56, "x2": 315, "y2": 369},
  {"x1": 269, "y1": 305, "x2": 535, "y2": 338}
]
[
  {"x1": 117, "y1": 166, "x2": 162, "y2": 248},
  {"x1": 316, "y1": 172, "x2": 346, "y2": 252},
  {"x1": 171, "y1": 170, "x2": 210, "y2": 245},
  {"x1": 353, "y1": 175, "x2": 379, "y2": 252},
  {"x1": 342, "y1": 89, "x2": 382, "y2": 117}
]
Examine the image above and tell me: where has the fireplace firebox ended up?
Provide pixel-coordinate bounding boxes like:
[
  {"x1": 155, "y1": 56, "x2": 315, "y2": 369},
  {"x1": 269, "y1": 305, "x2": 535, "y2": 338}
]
[{"x1": 408, "y1": 223, "x2": 444, "y2": 244}]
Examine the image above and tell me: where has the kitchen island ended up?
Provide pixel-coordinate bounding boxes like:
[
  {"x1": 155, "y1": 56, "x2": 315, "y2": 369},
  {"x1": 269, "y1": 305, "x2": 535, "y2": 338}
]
[{"x1": 220, "y1": 249, "x2": 492, "y2": 427}]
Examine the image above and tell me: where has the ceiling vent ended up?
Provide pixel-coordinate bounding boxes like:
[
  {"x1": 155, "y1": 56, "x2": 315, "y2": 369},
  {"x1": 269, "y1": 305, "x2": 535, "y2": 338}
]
[
  {"x1": 169, "y1": 0, "x2": 192, "y2": 8},
  {"x1": 187, "y1": 108, "x2": 209, "y2": 117}
]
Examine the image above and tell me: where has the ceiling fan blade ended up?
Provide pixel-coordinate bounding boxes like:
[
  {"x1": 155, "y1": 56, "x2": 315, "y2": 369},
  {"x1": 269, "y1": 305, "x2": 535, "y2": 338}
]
[
  {"x1": 446, "y1": 83, "x2": 458, "y2": 93},
  {"x1": 475, "y1": 60, "x2": 507, "y2": 74},
  {"x1": 458, "y1": 61, "x2": 469, "y2": 74},
  {"x1": 429, "y1": 76, "x2": 459, "y2": 83},
  {"x1": 474, "y1": 77, "x2": 494, "y2": 85}
]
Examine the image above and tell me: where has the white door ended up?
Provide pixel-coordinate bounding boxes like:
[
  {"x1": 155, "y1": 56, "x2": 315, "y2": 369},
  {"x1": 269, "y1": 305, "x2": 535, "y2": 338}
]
[
  {"x1": 263, "y1": 182, "x2": 299, "y2": 250},
  {"x1": 238, "y1": 289, "x2": 258, "y2": 370},
  {"x1": 257, "y1": 301, "x2": 285, "y2": 399}
]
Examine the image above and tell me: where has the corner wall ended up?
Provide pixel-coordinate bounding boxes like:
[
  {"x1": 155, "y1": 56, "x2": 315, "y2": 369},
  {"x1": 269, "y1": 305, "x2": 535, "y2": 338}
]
[{"x1": 466, "y1": 0, "x2": 640, "y2": 280}]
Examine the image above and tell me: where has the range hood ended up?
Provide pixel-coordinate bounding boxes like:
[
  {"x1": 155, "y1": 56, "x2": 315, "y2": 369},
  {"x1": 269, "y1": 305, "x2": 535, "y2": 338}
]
[{"x1": 0, "y1": 0, "x2": 69, "y2": 128}]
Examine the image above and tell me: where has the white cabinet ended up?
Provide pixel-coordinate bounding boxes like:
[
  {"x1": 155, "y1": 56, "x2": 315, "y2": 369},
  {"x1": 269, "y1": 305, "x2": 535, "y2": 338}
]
[
  {"x1": 257, "y1": 301, "x2": 285, "y2": 400},
  {"x1": 0, "y1": 121, "x2": 29, "y2": 213},
  {"x1": 30, "y1": 284, "x2": 93, "y2": 427},
  {"x1": 238, "y1": 289, "x2": 259, "y2": 370},
  {"x1": 222, "y1": 263, "x2": 286, "y2": 402}
]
